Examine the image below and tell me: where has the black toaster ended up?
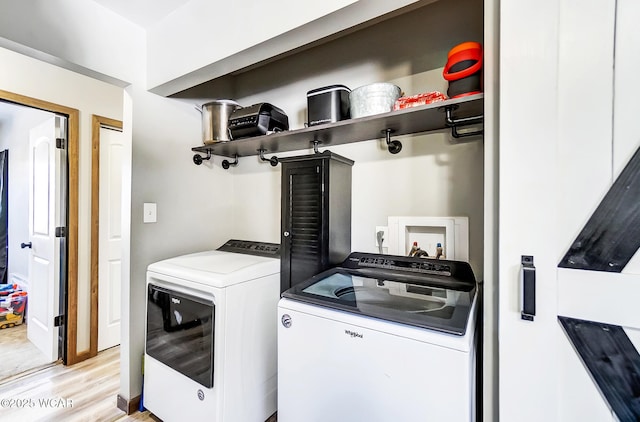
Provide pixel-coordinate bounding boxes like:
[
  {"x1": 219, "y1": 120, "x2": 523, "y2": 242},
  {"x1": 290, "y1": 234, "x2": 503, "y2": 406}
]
[{"x1": 228, "y1": 103, "x2": 289, "y2": 139}]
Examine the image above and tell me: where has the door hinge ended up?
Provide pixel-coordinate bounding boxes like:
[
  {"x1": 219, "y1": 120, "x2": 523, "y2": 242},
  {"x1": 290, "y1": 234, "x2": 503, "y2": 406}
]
[
  {"x1": 55, "y1": 227, "x2": 66, "y2": 238},
  {"x1": 56, "y1": 138, "x2": 65, "y2": 149},
  {"x1": 54, "y1": 315, "x2": 65, "y2": 327}
]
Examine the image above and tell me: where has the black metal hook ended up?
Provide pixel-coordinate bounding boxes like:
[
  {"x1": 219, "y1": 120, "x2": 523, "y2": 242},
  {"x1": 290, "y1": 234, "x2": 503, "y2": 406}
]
[
  {"x1": 222, "y1": 154, "x2": 239, "y2": 170},
  {"x1": 382, "y1": 129, "x2": 402, "y2": 154},
  {"x1": 443, "y1": 106, "x2": 484, "y2": 139},
  {"x1": 193, "y1": 150, "x2": 212, "y2": 165},
  {"x1": 257, "y1": 149, "x2": 279, "y2": 167},
  {"x1": 311, "y1": 140, "x2": 322, "y2": 154}
]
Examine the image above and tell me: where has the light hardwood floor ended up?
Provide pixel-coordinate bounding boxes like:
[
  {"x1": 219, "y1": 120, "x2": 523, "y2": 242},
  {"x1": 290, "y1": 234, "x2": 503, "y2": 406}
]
[
  {"x1": 0, "y1": 346, "x2": 156, "y2": 422},
  {"x1": 0, "y1": 324, "x2": 52, "y2": 381}
]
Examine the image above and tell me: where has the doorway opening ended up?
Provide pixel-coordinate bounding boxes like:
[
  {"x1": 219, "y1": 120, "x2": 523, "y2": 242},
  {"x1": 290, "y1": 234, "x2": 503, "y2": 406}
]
[{"x1": 0, "y1": 89, "x2": 81, "y2": 380}]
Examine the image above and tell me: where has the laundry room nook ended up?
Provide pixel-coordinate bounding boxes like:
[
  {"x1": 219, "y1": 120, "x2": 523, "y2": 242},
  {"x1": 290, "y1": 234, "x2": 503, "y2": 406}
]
[
  {"x1": 144, "y1": 0, "x2": 488, "y2": 420},
  {"x1": 2, "y1": 0, "x2": 640, "y2": 421}
]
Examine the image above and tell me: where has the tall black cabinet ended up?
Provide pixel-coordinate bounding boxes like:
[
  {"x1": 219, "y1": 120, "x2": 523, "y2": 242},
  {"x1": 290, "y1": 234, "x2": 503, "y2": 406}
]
[{"x1": 280, "y1": 151, "x2": 353, "y2": 293}]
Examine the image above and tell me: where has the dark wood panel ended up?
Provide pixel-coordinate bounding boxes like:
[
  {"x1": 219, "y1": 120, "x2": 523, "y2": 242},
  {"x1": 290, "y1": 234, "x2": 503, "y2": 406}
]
[
  {"x1": 559, "y1": 316, "x2": 640, "y2": 421},
  {"x1": 193, "y1": 94, "x2": 483, "y2": 158},
  {"x1": 559, "y1": 146, "x2": 640, "y2": 272}
]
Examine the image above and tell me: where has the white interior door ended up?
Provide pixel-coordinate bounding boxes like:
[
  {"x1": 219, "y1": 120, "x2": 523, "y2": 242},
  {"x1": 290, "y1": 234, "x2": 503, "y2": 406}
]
[
  {"x1": 27, "y1": 116, "x2": 64, "y2": 363},
  {"x1": 500, "y1": 1, "x2": 639, "y2": 421},
  {"x1": 97, "y1": 126, "x2": 123, "y2": 351}
]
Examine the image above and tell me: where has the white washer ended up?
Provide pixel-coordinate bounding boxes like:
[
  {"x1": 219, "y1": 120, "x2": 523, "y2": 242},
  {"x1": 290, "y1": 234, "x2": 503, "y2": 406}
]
[
  {"x1": 144, "y1": 240, "x2": 280, "y2": 422},
  {"x1": 277, "y1": 252, "x2": 478, "y2": 422}
]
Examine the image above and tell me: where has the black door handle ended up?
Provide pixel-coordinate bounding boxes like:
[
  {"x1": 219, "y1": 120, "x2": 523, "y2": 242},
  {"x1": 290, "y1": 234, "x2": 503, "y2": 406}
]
[
  {"x1": 521, "y1": 255, "x2": 536, "y2": 321},
  {"x1": 20, "y1": 242, "x2": 32, "y2": 249}
]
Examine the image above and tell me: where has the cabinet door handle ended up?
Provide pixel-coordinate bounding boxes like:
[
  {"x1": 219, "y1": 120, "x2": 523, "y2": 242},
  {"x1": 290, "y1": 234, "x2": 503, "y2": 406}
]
[
  {"x1": 520, "y1": 255, "x2": 536, "y2": 321},
  {"x1": 283, "y1": 231, "x2": 290, "y2": 237},
  {"x1": 21, "y1": 242, "x2": 33, "y2": 249}
]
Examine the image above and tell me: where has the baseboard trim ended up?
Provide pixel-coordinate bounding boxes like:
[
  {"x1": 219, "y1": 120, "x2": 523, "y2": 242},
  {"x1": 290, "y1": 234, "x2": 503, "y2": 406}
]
[{"x1": 117, "y1": 394, "x2": 141, "y2": 415}]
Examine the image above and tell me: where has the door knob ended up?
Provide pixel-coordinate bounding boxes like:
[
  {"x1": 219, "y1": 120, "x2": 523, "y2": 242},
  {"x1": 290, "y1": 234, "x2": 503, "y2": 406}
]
[{"x1": 20, "y1": 242, "x2": 32, "y2": 249}]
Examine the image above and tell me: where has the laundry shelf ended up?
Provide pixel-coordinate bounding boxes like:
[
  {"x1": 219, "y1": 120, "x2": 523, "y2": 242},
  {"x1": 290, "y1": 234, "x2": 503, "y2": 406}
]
[{"x1": 191, "y1": 93, "x2": 483, "y2": 159}]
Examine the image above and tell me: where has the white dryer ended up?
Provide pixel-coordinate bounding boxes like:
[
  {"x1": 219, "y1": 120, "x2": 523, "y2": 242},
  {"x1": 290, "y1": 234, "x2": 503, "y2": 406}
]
[
  {"x1": 144, "y1": 239, "x2": 280, "y2": 422},
  {"x1": 278, "y1": 252, "x2": 478, "y2": 422}
]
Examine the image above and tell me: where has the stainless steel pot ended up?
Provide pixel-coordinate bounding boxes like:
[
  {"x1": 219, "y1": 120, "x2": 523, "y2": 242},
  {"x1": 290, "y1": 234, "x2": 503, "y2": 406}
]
[{"x1": 200, "y1": 100, "x2": 240, "y2": 144}]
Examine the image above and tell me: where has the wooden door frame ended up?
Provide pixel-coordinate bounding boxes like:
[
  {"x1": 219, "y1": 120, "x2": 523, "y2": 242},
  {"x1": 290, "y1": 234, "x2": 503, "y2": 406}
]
[
  {"x1": 0, "y1": 89, "x2": 80, "y2": 365},
  {"x1": 89, "y1": 115, "x2": 123, "y2": 358}
]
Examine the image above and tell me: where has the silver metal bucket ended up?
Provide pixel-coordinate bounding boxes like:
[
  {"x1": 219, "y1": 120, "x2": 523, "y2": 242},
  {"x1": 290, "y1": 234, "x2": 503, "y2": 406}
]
[{"x1": 201, "y1": 100, "x2": 240, "y2": 144}]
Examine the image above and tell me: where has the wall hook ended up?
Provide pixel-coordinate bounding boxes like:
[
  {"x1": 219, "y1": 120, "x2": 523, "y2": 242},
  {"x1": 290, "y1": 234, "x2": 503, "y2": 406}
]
[
  {"x1": 222, "y1": 154, "x2": 239, "y2": 170},
  {"x1": 257, "y1": 149, "x2": 279, "y2": 167},
  {"x1": 382, "y1": 129, "x2": 402, "y2": 154},
  {"x1": 193, "y1": 150, "x2": 212, "y2": 165},
  {"x1": 311, "y1": 140, "x2": 323, "y2": 154}
]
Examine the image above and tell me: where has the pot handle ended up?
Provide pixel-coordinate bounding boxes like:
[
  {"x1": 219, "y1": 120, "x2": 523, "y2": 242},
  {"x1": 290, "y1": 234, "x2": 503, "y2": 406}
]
[{"x1": 194, "y1": 105, "x2": 202, "y2": 114}]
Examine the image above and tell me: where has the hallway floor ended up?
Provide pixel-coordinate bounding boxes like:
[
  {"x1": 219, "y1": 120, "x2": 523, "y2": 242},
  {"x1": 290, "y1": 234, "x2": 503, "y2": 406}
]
[
  {"x1": 0, "y1": 345, "x2": 155, "y2": 421},
  {"x1": 0, "y1": 324, "x2": 51, "y2": 382}
]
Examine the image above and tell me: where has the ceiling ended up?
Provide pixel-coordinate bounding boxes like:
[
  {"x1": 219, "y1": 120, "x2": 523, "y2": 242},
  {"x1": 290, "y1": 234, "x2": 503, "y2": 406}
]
[{"x1": 90, "y1": 0, "x2": 192, "y2": 29}]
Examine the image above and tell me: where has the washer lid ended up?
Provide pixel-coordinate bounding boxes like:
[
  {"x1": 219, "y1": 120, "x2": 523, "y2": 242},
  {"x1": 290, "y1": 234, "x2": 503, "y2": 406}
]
[
  {"x1": 281, "y1": 252, "x2": 476, "y2": 335},
  {"x1": 147, "y1": 250, "x2": 279, "y2": 288}
]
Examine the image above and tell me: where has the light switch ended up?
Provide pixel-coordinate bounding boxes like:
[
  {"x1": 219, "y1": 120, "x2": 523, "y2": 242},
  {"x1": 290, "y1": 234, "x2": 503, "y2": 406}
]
[{"x1": 143, "y1": 203, "x2": 157, "y2": 223}]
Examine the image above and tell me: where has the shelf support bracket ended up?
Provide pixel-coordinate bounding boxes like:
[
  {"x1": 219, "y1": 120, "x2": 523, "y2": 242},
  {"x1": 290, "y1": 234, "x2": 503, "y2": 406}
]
[
  {"x1": 222, "y1": 154, "x2": 239, "y2": 170},
  {"x1": 193, "y1": 150, "x2": 212, "y2": 166},
  {"x1": 311, "y1": 140, "x2": 323, "y2": 154},
  {"x1": 443, "y1": 105, "x2": 484, "y2": 139},
  {"x1": 382, "y1": 129, "x2": 403, "y2": 154},
  {"x1": 257, "y1": 149, "x2": 279, "y2": 167}
]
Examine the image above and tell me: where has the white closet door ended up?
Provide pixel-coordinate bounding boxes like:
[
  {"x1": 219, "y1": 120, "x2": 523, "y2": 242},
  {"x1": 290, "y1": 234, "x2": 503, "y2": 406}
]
[{"x1": 97, "y1": 127, "x2": 124, "y2": 351}]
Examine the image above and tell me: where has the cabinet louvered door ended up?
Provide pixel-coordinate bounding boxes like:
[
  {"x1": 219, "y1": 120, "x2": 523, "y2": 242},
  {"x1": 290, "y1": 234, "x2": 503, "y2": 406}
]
[
  {"x1": 280, "y1": 151, "x2": 353, "y2": 293},
  {"x1": 281, "y1": 162, "x2": 325, "y2": 292}
]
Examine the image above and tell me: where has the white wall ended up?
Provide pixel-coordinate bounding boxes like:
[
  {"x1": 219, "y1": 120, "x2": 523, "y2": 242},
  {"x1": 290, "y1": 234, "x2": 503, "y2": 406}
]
[
  {"x1": 0, "y1": 104, "x2": 52, "y2": 285},
  {"x1": 0, "y1": 0, "x2": 138, "y2": 87},
  {"x1": 0, "y1": 46, "x2": 124, "y2": 354}
]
